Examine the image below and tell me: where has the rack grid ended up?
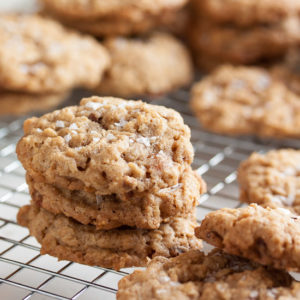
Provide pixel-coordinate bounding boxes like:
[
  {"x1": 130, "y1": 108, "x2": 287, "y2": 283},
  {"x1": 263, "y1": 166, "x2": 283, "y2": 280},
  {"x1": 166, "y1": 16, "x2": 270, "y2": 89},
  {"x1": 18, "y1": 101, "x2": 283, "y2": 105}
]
[{"x1": 0, "y1": 88, "x2": 299, "y2": 299}]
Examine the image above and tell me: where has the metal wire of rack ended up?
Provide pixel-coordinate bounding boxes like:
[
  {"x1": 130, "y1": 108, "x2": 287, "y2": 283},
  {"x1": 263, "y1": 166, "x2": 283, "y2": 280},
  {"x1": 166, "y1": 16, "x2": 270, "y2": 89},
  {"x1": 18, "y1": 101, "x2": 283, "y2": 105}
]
[{"x1": 0, "y1": 88, "x2": 299, "y2": 300}]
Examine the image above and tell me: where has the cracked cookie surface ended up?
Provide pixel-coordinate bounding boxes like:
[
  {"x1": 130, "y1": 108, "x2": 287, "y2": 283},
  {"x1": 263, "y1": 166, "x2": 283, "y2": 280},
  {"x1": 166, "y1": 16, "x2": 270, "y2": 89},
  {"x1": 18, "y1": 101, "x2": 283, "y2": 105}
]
[
  {"x1": 17, "y1": 97, "x2": 194, "y2": 195},
  {"x1": 238, "y1": 150, "x2": 300, "y2": 213},
  {"x1": 0, "y1": 14, "x2": 110, "y2": 93},
  {"x1": 196, "y1": 204, "x2": 300, "y2": 271},
  {"x1": 191, "y1": 65, "x2": 300, "y2": 138},
  {"x1": 17, "y1": 204, "x2": 202, "y2": 271},
  {"x1": 117, "y1": 248, "x2": 300, "y2": 299}
]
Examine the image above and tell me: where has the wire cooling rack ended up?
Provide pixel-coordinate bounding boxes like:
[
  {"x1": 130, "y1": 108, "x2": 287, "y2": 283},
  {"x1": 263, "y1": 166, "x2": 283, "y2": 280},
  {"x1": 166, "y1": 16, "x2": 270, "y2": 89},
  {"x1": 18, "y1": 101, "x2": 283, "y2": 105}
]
[{"x1": 0, "y1": 88, "x2": 299, "y2": 300}]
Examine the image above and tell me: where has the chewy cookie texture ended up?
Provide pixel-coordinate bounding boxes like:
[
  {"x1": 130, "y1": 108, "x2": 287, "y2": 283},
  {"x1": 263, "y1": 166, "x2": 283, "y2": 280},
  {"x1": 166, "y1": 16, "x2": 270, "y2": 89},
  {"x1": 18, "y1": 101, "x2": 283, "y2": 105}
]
[
  {"x1": 17, "y1": 205, "x2": 201, "y2": 271},
  {"x1": 196, "y1": 204, "x2": 300, "y2": 272},
  {"x1": 238, "y1": 149, "x2": 300, "y2": 214},
  {"x1": 17, "y1": 97, "x2": 194, "y2": 196},
  {"x1": 191, "y1": 65, "x2": 300, "y2": 138},
  {"x1": 17, "y1": 96, "x2": 205, "y2": 269},
  {"x1": 40, "y1": 0, "x2": 188, "y2": 37},
  {"x1": 117, "y1": 249, "x2": 300, "y2": 300}
]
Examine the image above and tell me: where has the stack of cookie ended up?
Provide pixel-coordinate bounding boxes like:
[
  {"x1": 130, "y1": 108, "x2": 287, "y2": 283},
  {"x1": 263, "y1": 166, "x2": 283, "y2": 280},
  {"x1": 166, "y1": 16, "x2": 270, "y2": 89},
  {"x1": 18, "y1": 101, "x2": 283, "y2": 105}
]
[
  {"x1": 0, "y1": 14, "x2": 110, "y2": 115},
  {"x1": 189, "y1": 0, "x2": 300, "y2": 70},
  {"x1": 118, "y1": 204, "x2": 300, "y2": 299},
  {"x1": 16, "y1": 96, "x2": 206, "y2": 270},
  {"x1": 39, "y1": 0, "x2": 193, "y2": 98}
]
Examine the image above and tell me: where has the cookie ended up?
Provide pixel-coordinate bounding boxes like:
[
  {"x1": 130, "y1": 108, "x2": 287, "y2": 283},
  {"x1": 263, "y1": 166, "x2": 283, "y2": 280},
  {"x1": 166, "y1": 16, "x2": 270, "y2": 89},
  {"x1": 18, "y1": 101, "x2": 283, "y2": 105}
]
[
  {"x1": 191, "y1": 65, "x2": 300, "y2": 138},
  {"x1": 27, "y1": 166, "x2": 206, "y2": 230},
  {"x1": 0, "y1": 15, "x2": 110, "y2": 93},
  {"x1": 196, "y1": 204, "x2": 300, "y2": 271},
  {"x1": 238, "y1": 150, "x2": 300, "y2": 214},
  {"x1": 17, "y1": 204, "x2": 202, "y2": 271},
  {"x1": 17, "y1": 96, "x2": 194, "y2": 195},
  {"x1": 189, "y1": 17, "x2": 300, "y2": 66},
  {"x1": 117, "y1": 248, "x2": 300, "y2": 300},
  {"x1": 50, "y1": 10, "x2": 180, "y2": 38},
  {"x1": 41, "y1": 0, "x2": 188, "y2": 37},
  {"x1": 193, "y1": 0, "x2": 300, "y2": 27},
  {"x1": 0, "y1": 91, "x2": 68, "y2": 116},
  {"x1": 97, "y1": 33, "x2": 193, "y2": 98}
]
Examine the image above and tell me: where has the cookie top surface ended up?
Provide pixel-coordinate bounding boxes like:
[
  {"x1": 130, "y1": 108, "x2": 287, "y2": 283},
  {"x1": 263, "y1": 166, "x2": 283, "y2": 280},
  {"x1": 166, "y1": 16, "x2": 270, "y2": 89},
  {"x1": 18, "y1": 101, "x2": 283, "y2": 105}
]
[
  {"x1": 196, "y1": 204, "x2": 300, "y2": 271},
  {"x1": 117, "y1": 248, "x2": 300, "y2": 300},
  {"x1": 0, "y1": 14, "x2": 110, "y2": 93},
  {"x1": 191, "y1": 65, "x2": 300, "y2": 138},
  {"x1": 18, "y1": 204, "x2": 202, "y2": 270},
  {"x1": 238, "y1": 149, "x2": 300, "y2": 214},
  {"x1": 41, "y1": 0, "x2": 187, "y2": 19},
  {"x1": 97, "y1": 33, "x2": 193, "y2": 97},
  {"x1": 17, "y1": 96, "x2": 194, "y2": 195},
  {"x1": 193, "y1": 0, "x2": 300, "y2": 26}
]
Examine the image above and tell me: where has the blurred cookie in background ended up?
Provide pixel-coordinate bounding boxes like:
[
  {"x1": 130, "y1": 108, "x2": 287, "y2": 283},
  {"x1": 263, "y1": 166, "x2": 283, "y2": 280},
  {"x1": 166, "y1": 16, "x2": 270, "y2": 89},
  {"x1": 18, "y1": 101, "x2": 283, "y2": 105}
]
[
  {"x1": 189, "y1": 0, "x2": 300, "y2": 71},
  {"x1": 0, "y1": 91, "x2": 69, "y2": 116},
  {"x1": 191, "y1": 64, "x2": 300, "y2": 138},
  {"x1": 97, "y1": 32, "x2": 193, "y2": 98},
  {"x1": 39, "y1": 0, "x2": 189, "y2": 37}
]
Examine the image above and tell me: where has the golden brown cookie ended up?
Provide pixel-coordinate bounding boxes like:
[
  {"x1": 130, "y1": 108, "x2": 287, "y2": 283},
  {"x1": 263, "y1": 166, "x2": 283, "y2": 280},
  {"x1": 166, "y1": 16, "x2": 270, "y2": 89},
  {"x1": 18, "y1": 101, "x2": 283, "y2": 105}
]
[
  {"x1": 193, "y1": 0, "x2": 300, "y2": 26},
  {"x1": 0, "y1": 91, "x2": 68, "y2": 116},
  {"x1": 238, "y1": 150, "x2": 300, "y2": 214},
  {"x1": 40, "y1": 0, "x2": 188, "y2": 36},
  {"x1": 27, "y1": 166, "x2": 206, "y2": 230},
  {"x1": 17, "y1": 96, "x2": 194, "y2": 195},
  {"x1": 196, "y1": 204, "x2": 300, "y2": 271},
  {"x1": 17, "y1": 204, "x2": 202, "y2": 271},
  {"x1": 191, "y1": 65, "x2": 300, "y2": 138},
  {"x1": 0, "y1": 14, "x2": 110, "y2": 93},
  {"x1": 189, "y1": 17, "x2": 300, "y2": 67},
  {"x1": 97, "y1": 33, "x2": 193, "y2": 98},
  {"x1": 117, "y1": 248, "x2": 300, "y2": 299}
]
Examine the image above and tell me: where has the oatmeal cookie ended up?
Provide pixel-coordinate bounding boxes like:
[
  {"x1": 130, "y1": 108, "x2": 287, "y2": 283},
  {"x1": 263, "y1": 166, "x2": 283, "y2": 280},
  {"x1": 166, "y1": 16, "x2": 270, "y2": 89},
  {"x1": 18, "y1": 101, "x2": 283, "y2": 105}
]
[
  {"x1": 117, "y1": 248, "x2": 300, "y2": 299},
  {"x1": 238, "y1": 150, "x2": 300, "y2": 213},
  {"x1": 27, "y1": 166, "x2": 206, "y2": 230},
  {"x1": 0, "y1": 15, "x2": 110, "y2": 93},
  {"x1": 17, "y1": 97, "x2": 194, "y2": 195},
  {"x1": 97, "y1": 33, "x2": 193, "y2": 98},
  {"x1": 0, "y1": 91, "x2": 68, "y2": 116},
  {"x1": 17, "y1": 204, "x2": 202, "y2": 271},
  {"x1": 193, "y1": 0, "x2": 300, "y2": 27},
  {"x1": 191, "y1": 65, "x2": 300, "y2": 138},
  {"x1": 196, "y1": 204, "x2": 300, "y2": 271},
  {"x1": 189, "y1": 17, "x2": 300, "y2": 66},
  {"x1": 41, "y1": 0, "x2": 187, "y2": 36}
]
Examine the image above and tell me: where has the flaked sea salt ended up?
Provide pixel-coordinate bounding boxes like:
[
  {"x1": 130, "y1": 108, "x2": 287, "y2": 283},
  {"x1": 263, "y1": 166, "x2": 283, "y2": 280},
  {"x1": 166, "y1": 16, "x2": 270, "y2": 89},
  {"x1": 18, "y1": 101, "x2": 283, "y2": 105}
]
[
  {"x1": 85, "y1": 101, "x2": 103, "y2": 110},
  {"x1": 56, "y1": 120, "x2": 65, "y2": 128},
  {"x1": 69, "y1": 123, "x2": 78, "y2": 130},
  {"x1": 106, "y1": 133, "x2": 115, "y2": 141},
  {"x1": 64, "y1": 134, "x2": 72, "y2": 143},
  {"x1": 136, "y1": 136, "x2": 151, "y2": 147}
]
